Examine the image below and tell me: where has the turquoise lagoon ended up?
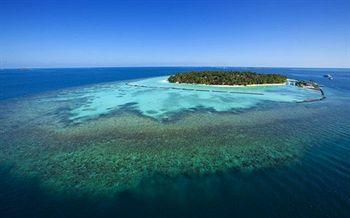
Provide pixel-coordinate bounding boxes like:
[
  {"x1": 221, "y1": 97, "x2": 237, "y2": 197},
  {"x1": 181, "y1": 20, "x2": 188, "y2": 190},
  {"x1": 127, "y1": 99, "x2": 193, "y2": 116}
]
[
  {"x1": 62, "y1": 76, "x2": 321, "y2": 122},
  {"x1": 0, "y1": 68, "x2": 349, "y2": 217}
]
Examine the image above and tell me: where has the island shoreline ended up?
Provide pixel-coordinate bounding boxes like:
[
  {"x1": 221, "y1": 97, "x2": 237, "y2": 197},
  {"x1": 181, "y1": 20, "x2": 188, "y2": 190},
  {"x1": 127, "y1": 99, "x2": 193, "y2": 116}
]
[
  {"x1": 162, "y1": 79, "x2": 286, "y2": 88},
  {"x1": 174, "y1": 81, "x2": 287, "y2": 88}
]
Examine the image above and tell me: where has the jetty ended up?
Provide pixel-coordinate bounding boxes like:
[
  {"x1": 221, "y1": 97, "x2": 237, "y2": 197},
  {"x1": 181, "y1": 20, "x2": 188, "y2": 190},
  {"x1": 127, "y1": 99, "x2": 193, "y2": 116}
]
[{"x1": 296, "y1": 85, "x2": 326, "y2": 103}]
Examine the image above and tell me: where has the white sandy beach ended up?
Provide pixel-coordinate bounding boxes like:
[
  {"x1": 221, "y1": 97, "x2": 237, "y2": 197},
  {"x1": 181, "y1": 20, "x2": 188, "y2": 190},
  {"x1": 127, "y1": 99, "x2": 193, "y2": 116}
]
[{"x1": 161, "y1": 79, "x2": 286, "y2": 88}]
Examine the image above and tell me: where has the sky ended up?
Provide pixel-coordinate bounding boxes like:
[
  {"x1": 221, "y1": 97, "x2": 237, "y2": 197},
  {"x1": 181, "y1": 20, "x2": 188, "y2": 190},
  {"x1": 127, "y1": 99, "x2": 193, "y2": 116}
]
[{"x1": 0, "y1": 0, "x2": 349, "y2": 68}]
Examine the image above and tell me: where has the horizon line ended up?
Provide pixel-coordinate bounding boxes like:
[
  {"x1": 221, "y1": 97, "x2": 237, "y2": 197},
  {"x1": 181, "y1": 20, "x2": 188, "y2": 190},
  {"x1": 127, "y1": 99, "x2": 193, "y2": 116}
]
[{"x1": 2, "y1": 65, "x2": 350, "y2": 70}]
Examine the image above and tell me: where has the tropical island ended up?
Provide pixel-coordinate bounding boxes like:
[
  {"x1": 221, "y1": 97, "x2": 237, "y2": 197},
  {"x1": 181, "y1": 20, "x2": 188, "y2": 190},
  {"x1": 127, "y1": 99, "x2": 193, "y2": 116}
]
[{"x1": 168, "y1": 71, "x2": 287, "y2": 86}]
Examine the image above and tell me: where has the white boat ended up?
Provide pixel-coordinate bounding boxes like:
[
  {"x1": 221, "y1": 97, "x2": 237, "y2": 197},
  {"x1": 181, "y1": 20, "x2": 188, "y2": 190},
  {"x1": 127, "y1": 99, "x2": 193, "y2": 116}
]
[{"x1": 324, "y1": 74, "x2": 333, "y2": 80}]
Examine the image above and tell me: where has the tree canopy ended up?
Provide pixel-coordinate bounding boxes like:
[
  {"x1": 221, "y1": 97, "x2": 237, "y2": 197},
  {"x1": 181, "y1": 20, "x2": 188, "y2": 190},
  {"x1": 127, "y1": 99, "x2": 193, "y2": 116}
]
[{"x1": 168, "y1": 71, "x2": 287, "y2": 86}]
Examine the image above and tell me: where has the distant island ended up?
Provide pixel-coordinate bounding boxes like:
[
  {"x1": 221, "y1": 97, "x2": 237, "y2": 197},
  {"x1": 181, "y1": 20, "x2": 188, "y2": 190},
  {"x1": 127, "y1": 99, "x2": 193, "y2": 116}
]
[{"x1": 168, "y1": 71, "x2": 287, "y2": 86}]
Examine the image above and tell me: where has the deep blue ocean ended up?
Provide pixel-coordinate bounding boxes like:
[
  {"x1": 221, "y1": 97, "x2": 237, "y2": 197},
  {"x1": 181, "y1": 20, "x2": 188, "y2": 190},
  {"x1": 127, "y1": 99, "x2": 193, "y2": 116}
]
[{"x1": 0, "y1": 67, "x2": 349, "y2": 218}]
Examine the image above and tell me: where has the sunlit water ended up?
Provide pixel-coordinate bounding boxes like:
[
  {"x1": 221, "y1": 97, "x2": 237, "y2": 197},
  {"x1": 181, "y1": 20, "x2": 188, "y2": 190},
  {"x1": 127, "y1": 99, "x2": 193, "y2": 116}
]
[{"x1": 0, "y1": 67, "x2": 349, "y2": 217}]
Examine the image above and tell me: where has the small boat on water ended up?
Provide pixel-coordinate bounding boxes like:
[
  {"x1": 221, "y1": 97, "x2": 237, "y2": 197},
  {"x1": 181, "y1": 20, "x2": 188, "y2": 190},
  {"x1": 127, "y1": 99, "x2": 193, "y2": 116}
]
[{"x1": 324, "y1": 74, "x2": 333, "y2": 80}]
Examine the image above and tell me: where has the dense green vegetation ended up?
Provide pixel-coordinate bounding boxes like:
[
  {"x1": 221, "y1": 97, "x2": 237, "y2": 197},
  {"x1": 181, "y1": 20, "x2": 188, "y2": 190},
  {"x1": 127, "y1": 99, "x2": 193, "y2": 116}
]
[{"x1": 168, "y1": 71, "x2": 287, "y2": 86}]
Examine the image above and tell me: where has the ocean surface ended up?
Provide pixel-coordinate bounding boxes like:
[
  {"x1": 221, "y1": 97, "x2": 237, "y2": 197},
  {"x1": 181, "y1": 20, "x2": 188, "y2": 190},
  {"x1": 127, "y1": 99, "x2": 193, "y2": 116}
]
[{"x1": 0, "y1": 67, "x2": 349, "y2": 218}]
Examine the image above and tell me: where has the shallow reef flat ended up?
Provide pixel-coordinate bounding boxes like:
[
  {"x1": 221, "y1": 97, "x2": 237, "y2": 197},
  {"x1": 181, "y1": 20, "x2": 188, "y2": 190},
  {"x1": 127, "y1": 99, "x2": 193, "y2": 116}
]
[
  {"x1": 53, "y1": 76, "x2": 321, "y2": 122},
  {"x1": 0, "y1": 77, "x2": 347, "y2": 196}
]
